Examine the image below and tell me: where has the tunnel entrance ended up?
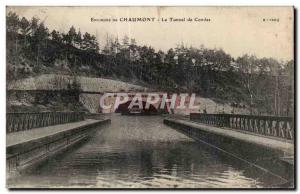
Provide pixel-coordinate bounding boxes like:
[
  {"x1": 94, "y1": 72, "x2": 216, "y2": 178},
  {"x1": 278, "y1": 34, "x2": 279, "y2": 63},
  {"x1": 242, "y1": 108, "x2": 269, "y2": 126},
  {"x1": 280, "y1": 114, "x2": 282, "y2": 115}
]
[{"x1": 115, "y1": 101, "x2": 165, "y2": 115}]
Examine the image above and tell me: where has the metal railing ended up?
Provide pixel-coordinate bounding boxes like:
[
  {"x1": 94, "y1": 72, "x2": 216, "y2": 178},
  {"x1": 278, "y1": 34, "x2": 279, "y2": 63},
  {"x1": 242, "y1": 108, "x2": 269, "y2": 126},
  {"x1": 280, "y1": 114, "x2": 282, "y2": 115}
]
[
  {"x1": 6, "y1": 112, "x2": 85, "y2": 133},
  {"x1": 190, "y1": 113, "x2": 294, "y2": 140}
]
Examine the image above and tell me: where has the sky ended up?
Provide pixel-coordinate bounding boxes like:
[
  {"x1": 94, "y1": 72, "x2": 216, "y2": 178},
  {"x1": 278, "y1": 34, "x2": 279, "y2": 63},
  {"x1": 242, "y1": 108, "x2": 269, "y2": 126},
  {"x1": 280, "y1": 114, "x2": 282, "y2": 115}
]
[{"x1": 7, "y1": 6, "x2": 294, "y2": 61}]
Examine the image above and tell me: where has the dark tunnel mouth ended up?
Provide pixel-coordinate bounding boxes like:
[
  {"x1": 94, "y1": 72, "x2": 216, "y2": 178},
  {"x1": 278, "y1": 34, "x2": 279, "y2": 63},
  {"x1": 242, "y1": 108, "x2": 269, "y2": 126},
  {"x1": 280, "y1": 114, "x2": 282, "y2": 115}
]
[{"x1": 115, "y1": 101, "x2": 168, "y2": 115}]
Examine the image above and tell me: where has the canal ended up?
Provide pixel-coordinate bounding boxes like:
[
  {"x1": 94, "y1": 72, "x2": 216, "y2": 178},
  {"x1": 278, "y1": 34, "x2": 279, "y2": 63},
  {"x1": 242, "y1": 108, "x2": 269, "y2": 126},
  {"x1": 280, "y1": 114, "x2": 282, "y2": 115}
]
[{"x1": 10, "y1": 115, "x2": 286, "y2": 188}]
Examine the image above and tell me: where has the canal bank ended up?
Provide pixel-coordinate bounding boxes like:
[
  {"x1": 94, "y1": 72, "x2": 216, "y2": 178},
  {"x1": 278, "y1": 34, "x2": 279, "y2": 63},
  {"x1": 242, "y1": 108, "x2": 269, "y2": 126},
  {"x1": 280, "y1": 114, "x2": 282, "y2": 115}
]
[
  {"x1": 7, "y1": 118, "x2": 111, "y2": 177},
  {"x1": 7, "y1": 115, "x2": 291, "y2": 188},
  {"x1": 163, "y1": 118, "x2": 294, "y2": 186}
]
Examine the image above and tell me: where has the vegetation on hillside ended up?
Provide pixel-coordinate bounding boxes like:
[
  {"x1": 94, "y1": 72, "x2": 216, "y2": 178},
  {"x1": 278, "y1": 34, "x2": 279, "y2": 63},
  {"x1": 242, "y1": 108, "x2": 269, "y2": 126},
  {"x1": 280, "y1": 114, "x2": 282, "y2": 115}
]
[{"x1": 6, "y1": 11, "x2": 294, "y2": 116}]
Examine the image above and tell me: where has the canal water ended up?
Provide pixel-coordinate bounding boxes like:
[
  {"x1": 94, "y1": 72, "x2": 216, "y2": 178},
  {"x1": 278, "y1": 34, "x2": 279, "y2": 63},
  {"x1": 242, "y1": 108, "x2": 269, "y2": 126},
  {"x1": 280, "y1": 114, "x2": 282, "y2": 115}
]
[{"x1": 10, "y1": 115, "x2": 286, "y2": 188}]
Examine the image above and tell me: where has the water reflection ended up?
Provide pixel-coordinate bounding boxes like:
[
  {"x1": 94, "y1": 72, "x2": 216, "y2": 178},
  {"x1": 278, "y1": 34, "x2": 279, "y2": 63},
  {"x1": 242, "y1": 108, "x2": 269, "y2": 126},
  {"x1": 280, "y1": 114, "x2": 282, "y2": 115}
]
[{"x1": 10, "y1": 115, "x2": 285, "y2": 188}]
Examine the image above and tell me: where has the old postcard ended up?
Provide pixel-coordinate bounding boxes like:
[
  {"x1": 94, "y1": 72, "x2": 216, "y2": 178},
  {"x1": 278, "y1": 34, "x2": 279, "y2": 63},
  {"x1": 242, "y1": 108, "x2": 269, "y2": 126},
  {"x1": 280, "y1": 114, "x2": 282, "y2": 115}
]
[{"x1": 6, "y1": 6, "x2": 294, "y2": 189}]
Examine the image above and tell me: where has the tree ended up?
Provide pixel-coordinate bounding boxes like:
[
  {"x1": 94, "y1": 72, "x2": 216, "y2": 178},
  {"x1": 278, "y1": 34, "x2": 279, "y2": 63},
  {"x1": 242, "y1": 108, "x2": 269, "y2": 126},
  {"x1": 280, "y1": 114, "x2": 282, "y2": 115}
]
[
  {"x1": 67, "y1": 26, "x2": 77, "y2": 45},
  {"x1": 236, "y1": 55, "x2": 256, "y2": 114},
  {"x1": 81, "y1": 32, "x2": 99, "y2": 53},
  {"x1": 112, "y1": 37, "x2": 121, "y2": 54},
  {"x1": 35, "y1": 22, "x2": 49, "y2": 42},
  {"x1": 19, "y1": 17, "x2": 30, "y2": 36},
  {"x1": 6, "y1": 11, "x2": 19, "y2": 33},
  {"x1": 51, "y1": 30, "x2": 62, "y2": 42},
  {"x1": 213, "y1": 49, "x2": 231, "y2": 70},
  {"x1": 31, "y1": 22, "x2": 49, "y2": 68},
  {"x1": 130, "y1": 38, "x2": 136, "y2": 46},
  {"x1": 62, "y1": 33, "x2": 69, "y2": 44},
  {"x1": 102, "y1": 34, "x2": 113, "y2": 55},
  {"x1": 285, "y1": 60, "x2": 294, "y2": 116},
  {"x1": 122, "y1": 35, "x2": 129, "y2": 48},
  {"x1": 74, "y1": 30, "x2": 82, "y2": 48},
  {"x1": 90, "y1": 35, "x2": 99, "y2": 53},
  {"x1": 165, "y1": 48, "x2": 176, "y2": 64},
  {"x1": 81, "y1": 32, "x2": 90, "y2": 50},
  {"x1": 30, "y1": 17, "x2": 39, "y2": 36},
  {"x1": 6, "y1": 11, "x2": 20, "y2": 57}
]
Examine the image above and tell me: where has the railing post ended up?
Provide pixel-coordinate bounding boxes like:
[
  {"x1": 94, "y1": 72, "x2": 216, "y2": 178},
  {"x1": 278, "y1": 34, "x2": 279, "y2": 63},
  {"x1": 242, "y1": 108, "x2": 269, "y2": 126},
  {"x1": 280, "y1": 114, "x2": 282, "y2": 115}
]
[
  {"x1": 189, "y1": 113, "x2": 293, "y2": 140},
  {"x1": 6, "y1": 111, "x2": 86, "y2": 133}
]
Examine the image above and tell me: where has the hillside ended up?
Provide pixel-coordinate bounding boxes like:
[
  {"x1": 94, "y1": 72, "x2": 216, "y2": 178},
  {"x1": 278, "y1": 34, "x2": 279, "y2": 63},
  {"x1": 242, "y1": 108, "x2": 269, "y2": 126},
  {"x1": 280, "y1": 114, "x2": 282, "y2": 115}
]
[
  {"x1": 7, "y1": 74, "x2": 148, "y2": 93},
  {"x1": 7, "y1": 74, "x2": 148, "y2": 113},
  {"x1": 6, "y1": 11, "x2": 294, "y2": 116},
  {"x1": 7, "y1": 74, "x2": 250, "y2": 114}
]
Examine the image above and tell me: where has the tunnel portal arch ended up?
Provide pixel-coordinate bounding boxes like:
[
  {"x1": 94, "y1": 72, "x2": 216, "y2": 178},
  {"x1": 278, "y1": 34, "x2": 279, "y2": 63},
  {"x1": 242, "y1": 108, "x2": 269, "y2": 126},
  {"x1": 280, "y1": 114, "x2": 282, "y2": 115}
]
[{"x1": 115, "y1": 100, "x2": 167, "y2": 115}]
